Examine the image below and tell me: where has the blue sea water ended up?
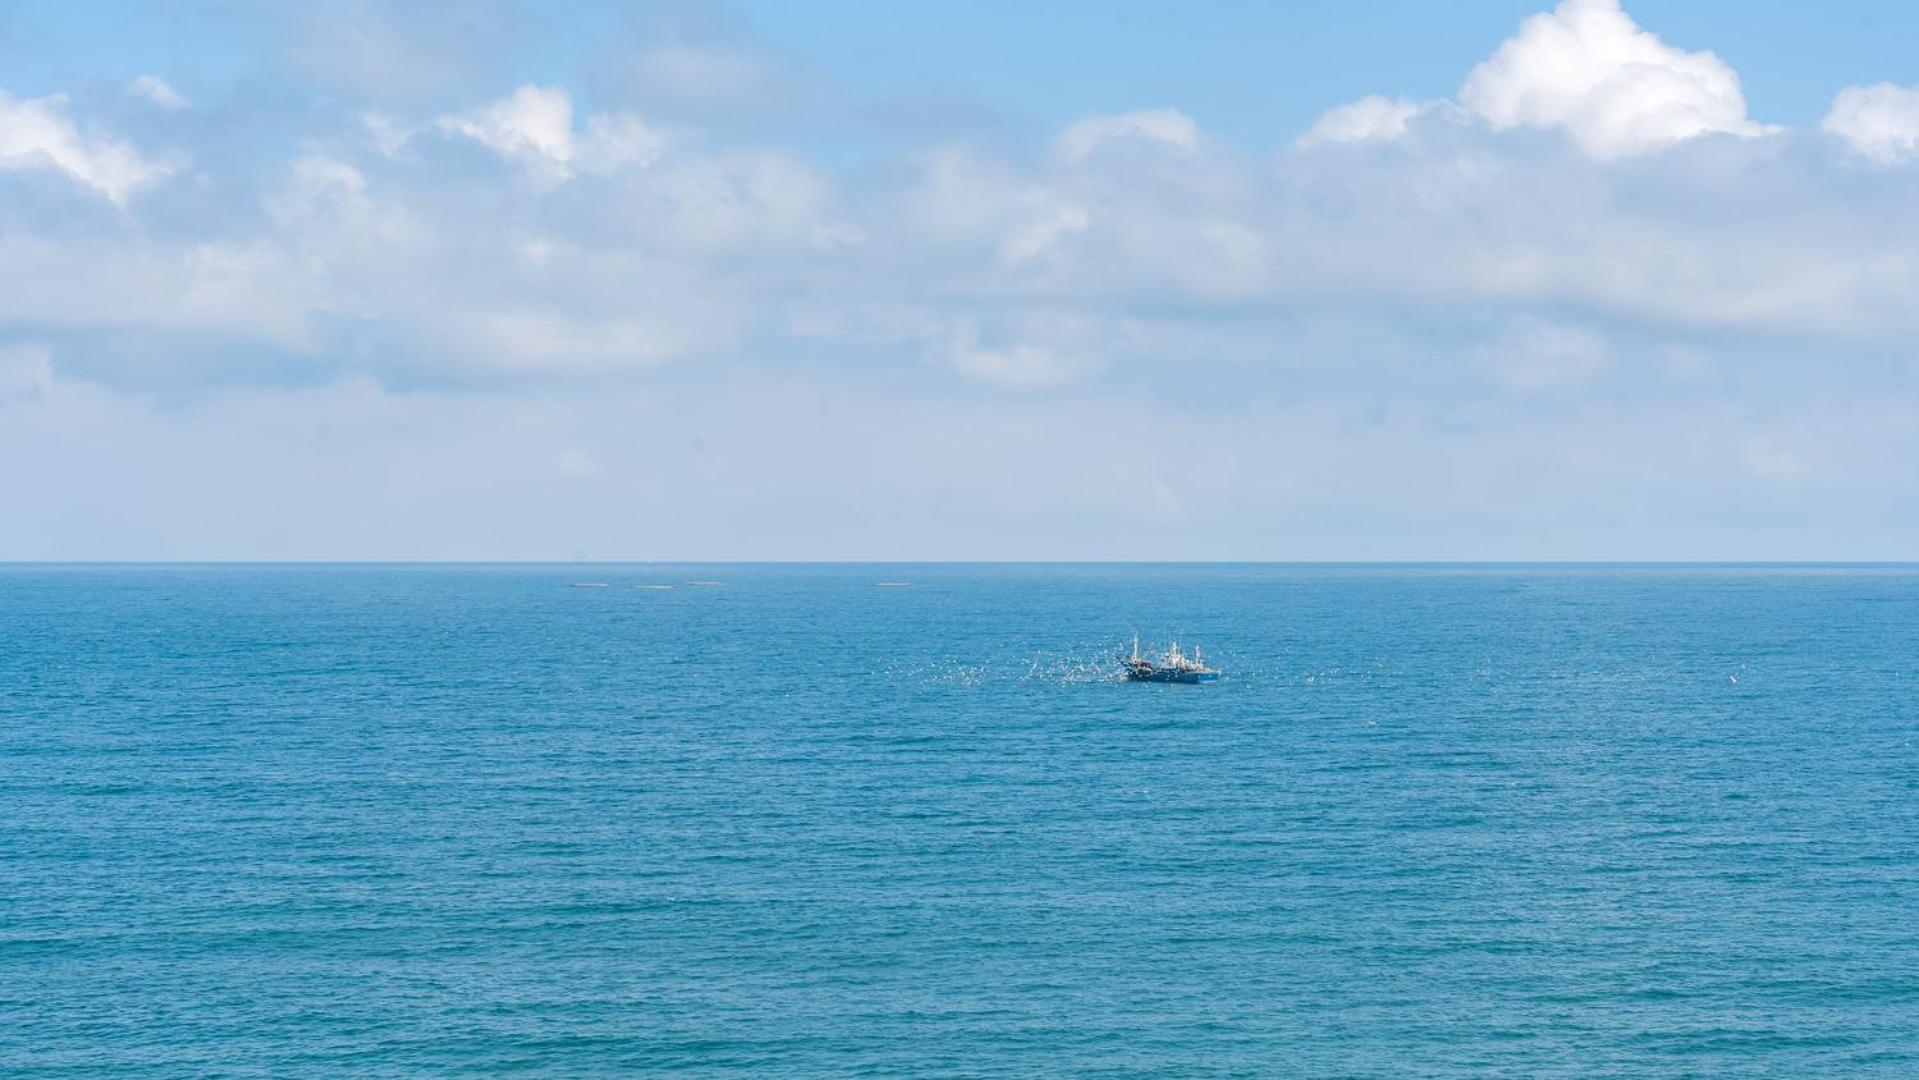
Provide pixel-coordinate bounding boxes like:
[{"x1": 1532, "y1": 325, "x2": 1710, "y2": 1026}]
[{"x1": 2, "y1": 563, "x2": 1916, "y2": 1076}]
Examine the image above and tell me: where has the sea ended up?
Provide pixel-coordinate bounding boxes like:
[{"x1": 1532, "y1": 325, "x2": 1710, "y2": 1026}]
[{"x1": 3, "y1": 563, "x2": 1916, "y2": 1076}]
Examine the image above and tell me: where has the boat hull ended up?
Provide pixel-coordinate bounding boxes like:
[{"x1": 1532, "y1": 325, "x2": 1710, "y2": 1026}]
[{"x1": 1123, "y1": 667, "x2": 1219, "y2": 684}]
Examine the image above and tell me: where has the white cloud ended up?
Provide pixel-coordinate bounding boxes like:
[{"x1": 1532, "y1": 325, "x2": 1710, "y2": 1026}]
[
  {"x1": 267, "y1": 154, "x2": 429, "y2": 285},
  {"x1": 900, "y1": 147, "x2": 1026, "y2": 246},
  {"x1": 438, "y1": 85, "x2": 661, "y2": 181},
  {"x1": 361, "y1": 110, "x2": 414, "y2": 156},
  {"x1": 949, "y1": 330, "x2": 1092, "y2": 390},
  {"x1": 1823, "y1": 83, "x2": 1919, "y2": 164},
  {"x1": 1056, "y1": 109, "x2": 1199, "y2": 162},
  {"x1": 450, "y1": 309, "x2": 692, "y2": 373},
  {"x1": 0, "y1": 89, "x2": 175, "y2": 203},
  {"x1": 642, "y1": 150, "x2": 855, "y2": 252},
  {"x1": 578, "y1": 115, "x2": 665, "y2": 174},
  {"x1": 0, "y1": 232, "x2": 318, "y2": 361},
  {"x1": 128, "y1": 75, "x2": 190, "y2": 110},
  {"x1": 1001, "y1": 200, "x2": 1089, "y2": 264},
  {"x1": 287, "y1": 154, "x2": 368, "y2": 203},
  {"x1": 1300, "y1": 96, "x2": 1436, "y2": 146},
  {"x1": 1458, "y1": 0, "x2": 1772, "y2": 159},
  {"x1": 439, "y1": 84, "x2": 576, "y2": 174}
]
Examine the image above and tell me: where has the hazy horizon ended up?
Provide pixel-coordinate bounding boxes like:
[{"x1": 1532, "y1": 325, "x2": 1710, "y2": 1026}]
[{"x1": 9, "y1": 559, "x2": 1919, "y2": 568}]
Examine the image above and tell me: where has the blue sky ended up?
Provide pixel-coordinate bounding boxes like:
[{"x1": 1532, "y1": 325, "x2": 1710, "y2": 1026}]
[
  {"x1": 3, "y1": 0, "x2": 1918, "y2": 559},
  {"x1": 12, "y1": 2, "x2": 1919, "y2": 132}
]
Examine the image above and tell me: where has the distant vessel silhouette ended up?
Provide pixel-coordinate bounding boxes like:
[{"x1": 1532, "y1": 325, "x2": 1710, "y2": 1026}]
[{"x1": 1121, "y1": 635, "x2": 1219, "y2": 683}]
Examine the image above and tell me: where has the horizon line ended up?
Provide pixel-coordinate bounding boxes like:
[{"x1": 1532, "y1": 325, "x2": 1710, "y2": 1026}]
[{"x1": 4, "y1": 559, "x2": 1917, "y2": 568}]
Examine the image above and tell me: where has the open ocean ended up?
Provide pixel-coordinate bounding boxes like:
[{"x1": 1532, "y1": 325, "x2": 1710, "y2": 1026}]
[{"x1": 3, "y1": 563, "x2": 1916, "y2": 1076}]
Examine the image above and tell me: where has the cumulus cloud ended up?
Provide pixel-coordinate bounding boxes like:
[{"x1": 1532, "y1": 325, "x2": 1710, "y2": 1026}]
[
  {"x1": 438, "y1": 85, "x2": 662, "y2": 181},
  {"x1": 1307, "y1": 0, "x2": 1772, "y2": 160},
  {"x1": 361, "y1": 110, "x2": 414, "y2": 156},
  {"x1": 578, "y1": 114, "x2": 668, "y2": 174},
  {"x1": 0, "y1": 89, "x2": 175, "y2": 203},
  {"x1": 1458, "y1": 0, "x2": 1772, "y2": 158},
  {"x1": 439, "y1": 84, "x2": 576, "y2": 173},
  {"x1": 1299, "y1": 96, "x2": 1436, "y2": 146},
  {"x1": 127, "y1": 75, "x2": 190, "y2": 110},
  {"x1": 1823, "y1": 83, "x2": 1919, "y2": 164},
  {"x1": 1001, "y1": 200, "x2": 1089, "y2": 264},
  {"x1": 1056, "y1": 109, "x2": 1199, "y2": 161}
]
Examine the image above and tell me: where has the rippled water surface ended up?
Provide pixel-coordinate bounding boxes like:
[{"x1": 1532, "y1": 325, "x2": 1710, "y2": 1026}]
[{"x1": 4, "y1": 564, "x2": 1916, "y2": 1075}]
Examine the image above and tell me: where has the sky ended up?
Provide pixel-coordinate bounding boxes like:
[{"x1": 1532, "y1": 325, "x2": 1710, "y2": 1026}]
[{"x1": 3, "y1": 0, "x2": 1919, "y2": 560}]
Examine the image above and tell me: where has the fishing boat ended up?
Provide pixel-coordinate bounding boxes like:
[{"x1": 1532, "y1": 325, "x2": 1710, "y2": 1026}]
[{"x1": 1121, "y1": 635, "x2": 1219, "y2": 683}]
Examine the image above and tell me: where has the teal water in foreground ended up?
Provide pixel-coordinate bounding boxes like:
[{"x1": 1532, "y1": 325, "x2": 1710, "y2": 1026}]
[{"x1": 3, "y1": 564, "x2": 1916, "y2": 1075}]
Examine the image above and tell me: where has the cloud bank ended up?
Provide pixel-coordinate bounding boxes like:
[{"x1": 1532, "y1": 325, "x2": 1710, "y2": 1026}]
[{"x1": 3, "y1": 0, "x2": 1918, "y2": 558}]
